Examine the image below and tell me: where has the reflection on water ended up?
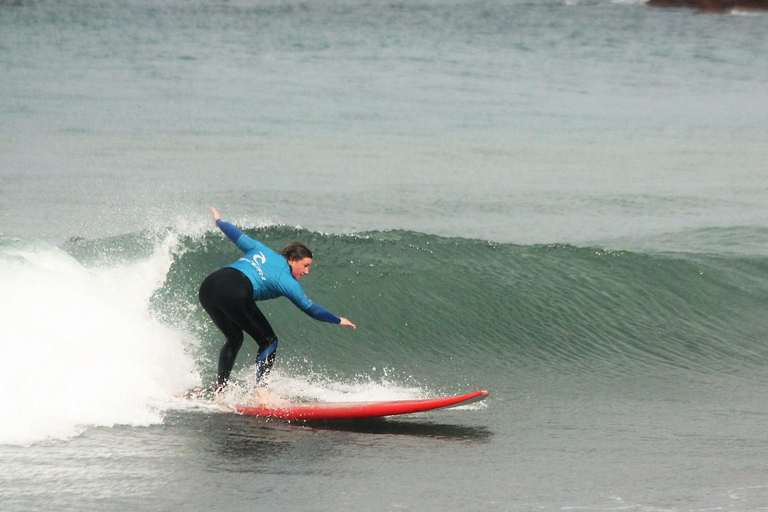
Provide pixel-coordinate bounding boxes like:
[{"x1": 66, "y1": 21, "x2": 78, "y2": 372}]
[
  {"x1": 295, "y1": 418, "x2": 493, "y2": 441},
  {"x1": 166, "y1": 409, "x2": 493, "y2": 477}
]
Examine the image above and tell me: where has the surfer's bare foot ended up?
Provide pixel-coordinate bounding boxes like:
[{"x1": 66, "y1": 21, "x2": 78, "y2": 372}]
[
  {"x1": 213, "y1": 383, "x2": 227, "y2": 404},
  {"x1": 253, "y1": 387, "x2": 282, "y2": 406}
]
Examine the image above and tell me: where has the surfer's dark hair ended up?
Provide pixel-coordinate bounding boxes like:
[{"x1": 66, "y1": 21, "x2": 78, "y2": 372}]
[{"x1": 282, "y1": 242, "x2": 313, "y2": 261}]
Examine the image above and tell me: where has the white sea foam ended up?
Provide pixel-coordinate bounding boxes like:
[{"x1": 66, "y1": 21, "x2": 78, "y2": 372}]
[
  {"x1": 211, "y1": 361, "x2": 429, "y2": 407},
  {"x1": 267, "y1": 371, "x2": 425, "y2": 404},
  {"x1": 0, "y1": 236, "x2": 200, "y2": 446},
  {"x1": 206, "y1": 365, "x2": 488, "y2": 413}
]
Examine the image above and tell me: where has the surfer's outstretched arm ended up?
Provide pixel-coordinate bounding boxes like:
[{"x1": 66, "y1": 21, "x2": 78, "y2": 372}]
[
  {"x1": 209, "y1": 206, "x2": 258, "y2": 250},
  {"x1": 209, "y1": 206, "x2": 238, "y2": 243},
  {"x1": 209, "y1": 206, "x2": 239, "y2": 240},
  {"x1": 305, "y1": 304, "x2": 356, "y2": 329}
]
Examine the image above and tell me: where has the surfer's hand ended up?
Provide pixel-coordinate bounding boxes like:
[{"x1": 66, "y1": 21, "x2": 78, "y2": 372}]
[
  {"x1": 339, "y1": 318, "x2": 356, "y2": 329},
  {"x1": 209, "y1": 206, "x2": 221, "y2": 222}
]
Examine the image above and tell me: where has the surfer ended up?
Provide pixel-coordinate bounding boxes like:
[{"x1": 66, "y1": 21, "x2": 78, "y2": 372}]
[{"x1": 200, "y1": 207, "x2": 356, "y2": 392}]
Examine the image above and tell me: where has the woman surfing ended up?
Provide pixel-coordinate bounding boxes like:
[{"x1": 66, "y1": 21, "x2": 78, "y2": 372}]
[{"x1": 199, "y1": 207, "x2": 356, "y2": 394}]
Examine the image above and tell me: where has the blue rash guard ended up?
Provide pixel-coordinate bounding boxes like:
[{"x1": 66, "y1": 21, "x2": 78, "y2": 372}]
[{"x1": 216, "y1": 220, "x2": 341, "y2": 324}]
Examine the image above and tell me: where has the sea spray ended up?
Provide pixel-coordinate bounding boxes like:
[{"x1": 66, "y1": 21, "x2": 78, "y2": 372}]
[
  {"x1": 0, "y1": 236, "x2": 199, "y2": 446},
  {"x1": 203, "y1": 366, "x2": 427, "y2": 410}
]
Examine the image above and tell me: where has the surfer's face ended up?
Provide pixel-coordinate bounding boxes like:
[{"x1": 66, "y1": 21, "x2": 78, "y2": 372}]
[{"x1": 289, "y1": 257, "x2": 312, "y2": 280}]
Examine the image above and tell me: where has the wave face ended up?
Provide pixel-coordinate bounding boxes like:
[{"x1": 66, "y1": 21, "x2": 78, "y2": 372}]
[
  {"x1": 4, "y1": 226, "x2": 768, "y2": 444},
  {"x1": 156, "y1": 226, "x2": 768, "y2": 388}
]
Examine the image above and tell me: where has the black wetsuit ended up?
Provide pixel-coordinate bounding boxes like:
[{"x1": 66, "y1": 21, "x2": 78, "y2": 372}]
[{"x1": 199, "y1": 267, "x2": 277, "y2": 386}]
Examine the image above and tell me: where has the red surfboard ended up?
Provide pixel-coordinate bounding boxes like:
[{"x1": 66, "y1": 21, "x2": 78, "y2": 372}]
[{"x1": 232, "y1": 390, "x2": 489, "y2": 421}]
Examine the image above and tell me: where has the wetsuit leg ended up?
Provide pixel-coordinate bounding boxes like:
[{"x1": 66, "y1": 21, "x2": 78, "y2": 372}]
[
  {"x1": 232, "y1": 297, "x2": 278, "y2": 383},
  {"x1": 199, "y1": 268, "x2": 278, "y2": 386},
  {"x1": 255, "y1": 340, "x2": 278, "y2": 383}
]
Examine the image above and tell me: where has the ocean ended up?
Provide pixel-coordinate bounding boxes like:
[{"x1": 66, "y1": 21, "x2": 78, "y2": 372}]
[{"x1": 2, "y1": 0, "x2": 768, "y2": 510}]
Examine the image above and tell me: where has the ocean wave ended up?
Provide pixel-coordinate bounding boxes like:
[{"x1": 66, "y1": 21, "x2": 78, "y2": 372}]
[
  {"x1": 4, "y1": 226, "x2": 767, "y2": 443},
  {"x1": 154, "y1": 226, "x2": 768, "y2": 385}
]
